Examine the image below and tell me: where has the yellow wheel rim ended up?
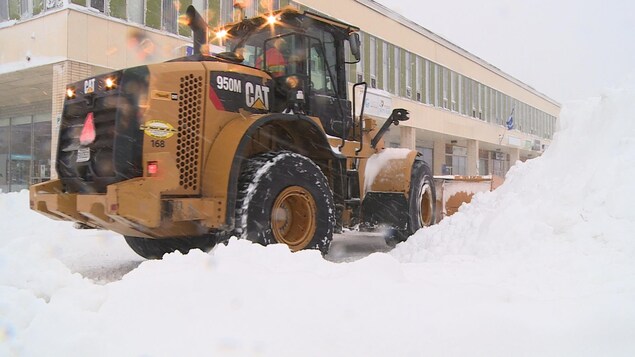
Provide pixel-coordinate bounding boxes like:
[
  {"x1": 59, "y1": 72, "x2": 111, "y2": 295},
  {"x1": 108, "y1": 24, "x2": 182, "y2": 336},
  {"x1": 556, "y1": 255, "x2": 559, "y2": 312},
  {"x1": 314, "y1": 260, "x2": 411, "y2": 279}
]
[
  {"x1": 271, "y1": 186, "x2": 317, "y2": 251},
  {"x1": 420, "y1": 183, "x2": 433, "y2": 227}
]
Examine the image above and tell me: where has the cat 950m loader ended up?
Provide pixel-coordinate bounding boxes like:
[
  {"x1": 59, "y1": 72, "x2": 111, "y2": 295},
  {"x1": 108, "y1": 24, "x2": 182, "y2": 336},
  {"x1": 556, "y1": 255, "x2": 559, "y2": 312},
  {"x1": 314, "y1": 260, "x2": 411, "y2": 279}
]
[{"x1": 29, "y1": 6, "x2": 435, "y2": 259}]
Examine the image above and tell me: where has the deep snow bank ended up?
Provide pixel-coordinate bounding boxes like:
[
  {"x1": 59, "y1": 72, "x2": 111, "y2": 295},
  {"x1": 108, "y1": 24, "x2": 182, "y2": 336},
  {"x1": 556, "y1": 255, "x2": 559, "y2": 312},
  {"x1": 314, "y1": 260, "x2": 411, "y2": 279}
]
[
  {"x1": 393, "y1": 87, "x2": 635, "y2": 268},
  {"x1": 1, "y1": 87, "x2": 635, "y2": 356}
]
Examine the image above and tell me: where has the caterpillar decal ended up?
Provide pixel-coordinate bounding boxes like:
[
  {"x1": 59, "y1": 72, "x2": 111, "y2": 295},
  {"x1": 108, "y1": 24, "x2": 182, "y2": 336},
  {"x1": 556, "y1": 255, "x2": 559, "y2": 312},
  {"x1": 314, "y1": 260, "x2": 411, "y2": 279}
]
[{"x1": 209, "y1": 71, "x2": 272, "y2": 112}]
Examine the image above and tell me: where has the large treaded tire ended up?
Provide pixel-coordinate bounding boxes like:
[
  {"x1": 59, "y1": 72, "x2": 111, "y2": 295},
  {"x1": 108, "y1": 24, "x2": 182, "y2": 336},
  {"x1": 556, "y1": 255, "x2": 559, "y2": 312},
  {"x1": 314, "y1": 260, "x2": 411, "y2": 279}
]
[
  {"x1": 385, "y1": 159, "x2": 436, "y2": 246},
  {"x1": 235, "y1": 151, "x2": 334, "y2": 254},
  {"x1": 124, "y1": 235, "x2": 218, "y2": 260}
]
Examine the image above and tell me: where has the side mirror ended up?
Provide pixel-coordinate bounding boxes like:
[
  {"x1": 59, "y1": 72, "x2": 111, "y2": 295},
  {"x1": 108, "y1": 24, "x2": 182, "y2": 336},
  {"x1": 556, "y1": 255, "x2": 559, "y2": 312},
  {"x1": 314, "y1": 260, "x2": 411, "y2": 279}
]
[
  {"x1": 349, "y1": 32, "x2": 361, "y2": 62},
  {"x1": 392, "y1": 108, "x2": 410, "y2": 122}
]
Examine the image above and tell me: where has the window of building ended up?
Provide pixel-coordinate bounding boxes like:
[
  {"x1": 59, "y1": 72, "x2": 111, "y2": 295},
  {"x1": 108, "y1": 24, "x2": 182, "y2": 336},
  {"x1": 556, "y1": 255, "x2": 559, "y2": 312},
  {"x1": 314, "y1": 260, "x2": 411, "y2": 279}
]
[
  {"x1": 244, "y1": 0, "x2": 257, "y2": 17},
  {"x1": 524, "y1": 103, "x2": 529, "y2": 133},
  {"x1": 89, "y1": 0, "x2": 105, "y2": 12},
  {"x1": 0, "y1": 118, "x2": 9, "y2": 192},
  {"x1": 445, "y1": 144, "x2": 467, "y2": 175},
  {"x1": 476, "y1": 83, "x2": 485, "y2": 120},
  {"x1": 220, "y1": 0, "x2": 233, "y2": 24},
  {"x1": 456, "y1": 74, "x2": 465, "y2": 114},
  {"x1": 6, "y1": 0, "x2": 20, "y2": 19},
  {"x1": 551, "y1": 114, "x2": 556, "y2": 138},
  {"x1": 405, "y1": 51, "x2": 411, "y2": 98},
  {"x1": 505, "y1": 94, "x2": 511, "y2": 123},
  {"x1": 461, "y1": 75, "x2": 469, "y2": 115},
  {"x1": 258, "y1": 0, "x2": 280, "y2": 13},
  {"x1": 21, "y1": 0, "x2": 32, "y2": 18},
  {"x1": 470, "y1": 81, "x2": 478, "y2": 118},
  {"x1": 369, "y1": 36, "x2": 376, "y2": 88},
  {"x1": 394, "y1": 47, "x2": 400, "y2": 95},
  {"x1": 415, "y1": 56, "x2": 421, "y2": 101},
  {"x1": 382, "y1": 42, "x2": 388, "y2": 91},
  {"x1": 106, "y1": 0, "x2": 126, "y2": 19},
  {"x1": 9, "y1": 116, "x2": 32, "y2": 191},
  {"x1": 128, "y1": 1, "x2": 144, "y2": 24},
  {"x1": 192, "y1": 0, "x2": 207, "y2": 12},
  {"x1": 176, "y1": 0, "x2": 194, "y2": 36},
  {"x1": 518, "y1": 102, "x2": 524, "y2": 132},
  {"x1": 32, "y1": 114, "x2": 51, "y2": 184},
  {"x1": 479, "y1": 149, "x2": 489, "y2": 175},
  {"x1": 442, "y1": 67, "x2": 449, "y2": 109},
  {"x1": 433, "y1": 63, "x2": 440, "y2": 107},
  {"x1": 495, "y1": 90, "x2": 501, "y2": 124},
  {"x1": 424, "y1": 59, "x2": 430, "y2": 104},
  {"x1": 161, "y1": 0, "x2": 177, "y2": 33},
  {"x1": 0, "y1": 1, "x2": 8, "y2": 21},
  {"x1": 451, "y1": 72, "x2": 458, "y2": 112},
  {"x1": 481, "y1": 85, "x2": 490, "y2": 122},
  {"x1": 416, "y1": 145, "x2": 433, "y2": 170},
  {"x1": 145, "y1": 0, "x2": 160, "y2": 29},
  {"x1": 0, "y1": 113, "x2": 52, "y2": 193},
  {"x1": 492, "y1": 151, "x2": 508, "y2": 177}
]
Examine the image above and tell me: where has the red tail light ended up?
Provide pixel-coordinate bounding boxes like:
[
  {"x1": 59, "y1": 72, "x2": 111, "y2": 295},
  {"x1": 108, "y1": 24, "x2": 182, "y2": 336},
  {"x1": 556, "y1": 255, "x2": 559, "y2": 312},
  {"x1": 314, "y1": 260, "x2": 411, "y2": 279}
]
[
  {"x1": 80, "y1": 112, "x2": 96, "y2": 146},
  {"x1": 147, "y1": 161, "x2": 158, "y2": 176}
]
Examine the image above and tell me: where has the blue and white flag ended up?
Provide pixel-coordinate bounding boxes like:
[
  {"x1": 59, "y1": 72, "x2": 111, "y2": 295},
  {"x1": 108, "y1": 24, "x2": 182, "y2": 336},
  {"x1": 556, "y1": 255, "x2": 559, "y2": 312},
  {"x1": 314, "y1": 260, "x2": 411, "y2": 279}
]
[{"x1": 506, "y1": 108, "x2": 515, "y2": 130}]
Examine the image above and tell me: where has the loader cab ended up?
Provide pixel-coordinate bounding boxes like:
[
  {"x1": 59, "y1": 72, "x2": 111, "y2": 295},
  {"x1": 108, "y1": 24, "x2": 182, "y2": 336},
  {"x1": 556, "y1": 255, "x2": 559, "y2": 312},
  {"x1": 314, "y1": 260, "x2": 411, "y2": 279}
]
[{"x1": 214, "y1": 9, "x2": 358, "y2": 137}]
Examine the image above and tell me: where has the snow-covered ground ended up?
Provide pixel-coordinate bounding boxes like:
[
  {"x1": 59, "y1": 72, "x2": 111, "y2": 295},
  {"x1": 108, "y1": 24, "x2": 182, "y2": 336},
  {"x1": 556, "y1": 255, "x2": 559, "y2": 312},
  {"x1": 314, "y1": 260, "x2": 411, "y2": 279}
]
[{"x1": 2, "y1": 86, "x2": 635, "y2": 356}]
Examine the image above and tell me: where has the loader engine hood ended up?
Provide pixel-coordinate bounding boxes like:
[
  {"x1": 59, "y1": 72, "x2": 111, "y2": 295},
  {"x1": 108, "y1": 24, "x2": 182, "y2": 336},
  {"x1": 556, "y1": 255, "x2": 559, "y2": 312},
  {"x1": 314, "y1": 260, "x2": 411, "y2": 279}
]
[{"x1": 56, "y1": 66, "x2": 150, "y2": 193}]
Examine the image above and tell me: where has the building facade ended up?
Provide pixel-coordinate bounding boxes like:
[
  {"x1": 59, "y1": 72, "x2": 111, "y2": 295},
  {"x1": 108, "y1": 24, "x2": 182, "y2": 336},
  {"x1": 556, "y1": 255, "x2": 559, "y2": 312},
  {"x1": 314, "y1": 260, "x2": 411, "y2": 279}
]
[{"x1": 0, "y1": 0, "x2": 559, "y2": 192}]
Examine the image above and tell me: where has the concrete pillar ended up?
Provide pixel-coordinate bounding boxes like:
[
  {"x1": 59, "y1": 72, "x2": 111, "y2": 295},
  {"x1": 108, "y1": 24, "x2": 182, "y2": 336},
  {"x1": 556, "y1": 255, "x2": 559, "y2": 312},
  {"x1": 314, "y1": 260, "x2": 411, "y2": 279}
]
[
  {"x1": 466, "y1": 139, "x2": 479, "y2": 176},
  {"x1": 433, "y1": 140, "x2": 445, "y2": 176},
  {"x1": 51, "y1": 61, "x2": 94, "y2": 179},
  {"x1": 509, "y1": 148, "x2": 520, "y2": 166},
  {"x1": 399, "y1": 125, "x2": 416, "y2": 150}
]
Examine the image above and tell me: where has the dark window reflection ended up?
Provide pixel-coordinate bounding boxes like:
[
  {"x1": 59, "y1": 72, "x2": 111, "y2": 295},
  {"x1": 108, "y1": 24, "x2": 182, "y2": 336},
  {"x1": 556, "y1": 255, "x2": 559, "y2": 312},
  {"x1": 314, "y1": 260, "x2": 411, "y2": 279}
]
[{"x1": 0, "y1": 114, "x2": 52, "y2": 192}]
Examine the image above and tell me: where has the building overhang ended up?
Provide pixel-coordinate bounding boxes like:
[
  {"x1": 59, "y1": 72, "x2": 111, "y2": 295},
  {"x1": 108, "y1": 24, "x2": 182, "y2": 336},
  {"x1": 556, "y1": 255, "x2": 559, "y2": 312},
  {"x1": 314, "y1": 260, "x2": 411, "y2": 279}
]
[{"x1": 0, "y1": 63, "x2": 57, "y2": 111}]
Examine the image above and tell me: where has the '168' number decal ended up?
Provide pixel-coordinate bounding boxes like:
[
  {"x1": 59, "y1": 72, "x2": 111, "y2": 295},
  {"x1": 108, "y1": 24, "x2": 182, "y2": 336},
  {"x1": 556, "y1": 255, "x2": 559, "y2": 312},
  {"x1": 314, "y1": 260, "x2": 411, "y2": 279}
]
[{"x1": 151, "y1": 140, "x2": 165, "y2": 148}]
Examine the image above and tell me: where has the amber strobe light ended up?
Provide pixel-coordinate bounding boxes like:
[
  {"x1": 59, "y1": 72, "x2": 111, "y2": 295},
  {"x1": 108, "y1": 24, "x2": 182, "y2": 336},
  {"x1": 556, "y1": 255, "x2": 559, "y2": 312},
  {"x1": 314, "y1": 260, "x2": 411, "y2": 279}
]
[
  {"x1": 147, "y1": 161, "x2": 159, "y2": 176},
  {"x1": 66, "y1": 87, "x2": 75, "y2": 99},
  {"x1": 105, "y1": 77, "x2": 116, "y2": 90},
  {"x1": 215, "y1": 29, "x2": 227, "y2": 39}
]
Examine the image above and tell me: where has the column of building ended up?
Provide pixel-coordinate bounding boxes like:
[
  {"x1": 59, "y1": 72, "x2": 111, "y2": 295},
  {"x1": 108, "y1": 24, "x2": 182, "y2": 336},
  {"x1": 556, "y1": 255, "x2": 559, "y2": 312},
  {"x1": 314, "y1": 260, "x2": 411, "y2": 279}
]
[
  {"x1": 433, "y1": 140, "x2": 445, "y2": 176},
  {"x1": 399, "y1": 126, "x2": 416, "y2": 150},
  {"x1": 466, "y1": 139, "x2": 479, "y2": 176}
]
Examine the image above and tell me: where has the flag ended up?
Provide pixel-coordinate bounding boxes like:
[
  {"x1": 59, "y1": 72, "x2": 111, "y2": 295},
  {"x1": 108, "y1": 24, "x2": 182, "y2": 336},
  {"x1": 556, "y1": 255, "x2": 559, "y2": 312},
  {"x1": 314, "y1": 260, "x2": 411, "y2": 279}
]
[{"x1": 506, "y1": 108, "x2": 515, "y2": 130}]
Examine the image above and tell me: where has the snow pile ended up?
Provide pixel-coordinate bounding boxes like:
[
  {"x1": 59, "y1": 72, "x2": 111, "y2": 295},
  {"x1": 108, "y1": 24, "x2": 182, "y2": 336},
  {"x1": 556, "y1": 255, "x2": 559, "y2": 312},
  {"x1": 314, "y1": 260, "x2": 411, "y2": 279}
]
[
  {"x1": 393, "y1": 86, "x2": 635, "y2": 268},
  {"x1": 1, "y1": 87, "x2": 635, "y2": 356}
]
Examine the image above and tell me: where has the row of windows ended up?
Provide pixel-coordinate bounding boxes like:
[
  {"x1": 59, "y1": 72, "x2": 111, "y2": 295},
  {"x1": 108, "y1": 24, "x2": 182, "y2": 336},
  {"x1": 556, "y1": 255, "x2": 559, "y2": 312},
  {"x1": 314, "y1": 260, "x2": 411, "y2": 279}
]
[
  {"x1": 405, "y1": 143, "x2": 510, "y2": 177},
  {"x1": 354, "y1": 32, "x2": 557, "y2": 140},
  {"x1": 2, "y1": 1, "x2": 556, "y2": 140},
  {"x1": 1, "y1": 1, "x2": 285, "y2": 36}
]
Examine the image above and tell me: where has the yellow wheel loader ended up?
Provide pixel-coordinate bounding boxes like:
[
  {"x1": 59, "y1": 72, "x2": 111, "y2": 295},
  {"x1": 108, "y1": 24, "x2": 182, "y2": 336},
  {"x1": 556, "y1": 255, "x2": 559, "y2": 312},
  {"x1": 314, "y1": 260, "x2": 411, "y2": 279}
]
[{"x1": 29, "y1": 6, "x2": 436, "y2": 259}]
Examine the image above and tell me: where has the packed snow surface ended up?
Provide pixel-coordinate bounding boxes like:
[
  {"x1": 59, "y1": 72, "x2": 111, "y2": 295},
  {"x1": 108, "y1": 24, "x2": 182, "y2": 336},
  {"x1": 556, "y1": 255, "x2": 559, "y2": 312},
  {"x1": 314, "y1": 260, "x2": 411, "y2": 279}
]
[{"x1": 2, "y1": 87, "x2": 635, "y2": 356}]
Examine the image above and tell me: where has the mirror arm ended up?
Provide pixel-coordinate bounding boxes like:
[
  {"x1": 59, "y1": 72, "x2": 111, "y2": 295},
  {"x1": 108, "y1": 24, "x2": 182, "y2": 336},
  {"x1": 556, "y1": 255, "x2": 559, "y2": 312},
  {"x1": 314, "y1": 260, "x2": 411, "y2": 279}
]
[{"x1": 371, "y1": 108, "x2": 410, "y2": 149}]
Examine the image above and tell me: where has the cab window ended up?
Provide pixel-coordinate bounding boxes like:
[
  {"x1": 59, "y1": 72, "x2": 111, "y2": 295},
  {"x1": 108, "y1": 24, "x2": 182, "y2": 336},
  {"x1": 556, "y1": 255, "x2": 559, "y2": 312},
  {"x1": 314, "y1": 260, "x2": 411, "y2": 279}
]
[{"x1": 309, "y1": 39, "x2": 334, "y2": 95}]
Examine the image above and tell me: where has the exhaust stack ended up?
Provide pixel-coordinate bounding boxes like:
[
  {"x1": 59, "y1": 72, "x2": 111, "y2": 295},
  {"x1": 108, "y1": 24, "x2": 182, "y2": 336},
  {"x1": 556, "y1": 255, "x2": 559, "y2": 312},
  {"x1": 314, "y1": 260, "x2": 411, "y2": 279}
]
[{"x1": 186, "y1": 5, "x2": 208, "y2": 55}]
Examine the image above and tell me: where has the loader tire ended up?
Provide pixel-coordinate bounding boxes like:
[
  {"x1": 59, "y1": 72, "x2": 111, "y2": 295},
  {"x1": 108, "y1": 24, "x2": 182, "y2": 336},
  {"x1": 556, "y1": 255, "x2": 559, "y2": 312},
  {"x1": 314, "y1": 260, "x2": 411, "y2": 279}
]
[
  {"x1": 235, "y1": 151, "x2": 334, "y2": 254},
  {"x1": 385, "y1": 159, "x2": 436, "y2": 246},
  {"x1": 124, "y1": 235, "x2": 218, "y2": 260}
]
